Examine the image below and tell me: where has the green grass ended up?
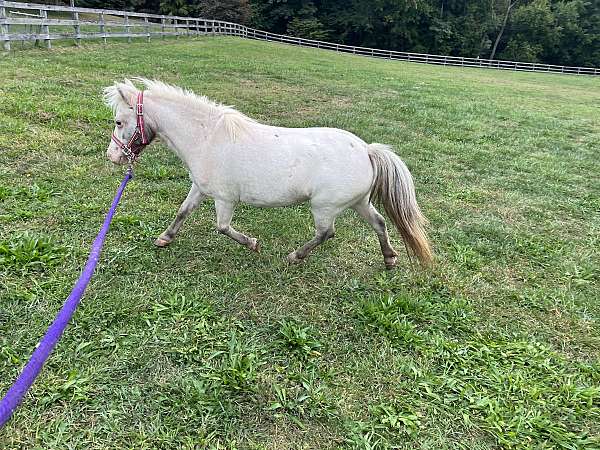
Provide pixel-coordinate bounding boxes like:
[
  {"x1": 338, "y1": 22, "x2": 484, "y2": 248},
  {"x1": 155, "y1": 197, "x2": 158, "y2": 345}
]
[{"x1": 1, "y1": 37, "x2": 599, "y2": 449}]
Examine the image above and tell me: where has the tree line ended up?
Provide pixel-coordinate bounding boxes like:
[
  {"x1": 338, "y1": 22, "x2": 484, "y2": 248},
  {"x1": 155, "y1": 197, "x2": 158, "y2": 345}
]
[{"x1": 75, "y1": 0, "x2": 599, "y2": 67}]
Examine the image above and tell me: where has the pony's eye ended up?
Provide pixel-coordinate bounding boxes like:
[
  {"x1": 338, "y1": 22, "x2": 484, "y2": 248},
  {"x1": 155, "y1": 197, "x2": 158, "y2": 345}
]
[{"x1": 115, "y1": 120, "x2": 123, "y2": 127}]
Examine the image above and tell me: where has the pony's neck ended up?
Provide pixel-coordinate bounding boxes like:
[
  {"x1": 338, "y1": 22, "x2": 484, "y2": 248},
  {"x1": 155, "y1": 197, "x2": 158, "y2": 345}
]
[{"x1": 146, "y1": 94, "x2": 214, "y2": 165}]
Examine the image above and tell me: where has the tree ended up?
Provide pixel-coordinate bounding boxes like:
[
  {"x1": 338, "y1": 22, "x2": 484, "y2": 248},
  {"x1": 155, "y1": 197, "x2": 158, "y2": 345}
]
[
  {"x1": 285, "y1": 2, "x2": 329, "y2": 39},
  {"x1": 490, "y1": 0, "x2": 519, "y2": 60},
  {"x1": 499, "y1": 0, "x2": 558, "y2": 62},
  {"x1": 197, "y1": 0, "x2": 252, "y2": 25},
  {"x1": 428, "y1": 0, "x2": 497, "y2": 57},
  {"x1": 159, "y1": 0, "x2": 191, "y2": 16}
]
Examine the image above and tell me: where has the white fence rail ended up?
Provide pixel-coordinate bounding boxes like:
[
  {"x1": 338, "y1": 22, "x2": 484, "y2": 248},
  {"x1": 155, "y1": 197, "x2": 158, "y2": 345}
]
[{"x1": 1, "y1": 1, "x2": 599, "y2": 76}]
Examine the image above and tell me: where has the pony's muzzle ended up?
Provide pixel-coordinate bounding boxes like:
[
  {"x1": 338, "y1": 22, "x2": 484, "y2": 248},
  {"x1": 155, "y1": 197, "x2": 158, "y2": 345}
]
[{"x1": 106, "y1": 145, "x2": 128, "y2": 165}]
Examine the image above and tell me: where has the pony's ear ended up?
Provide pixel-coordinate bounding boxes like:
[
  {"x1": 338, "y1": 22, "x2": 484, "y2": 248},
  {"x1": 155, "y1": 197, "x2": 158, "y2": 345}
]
[
  {"x1": 117, "y1": 86, "x2": 131, "y2": 106},
  {"x1": 116, "y1": 79, "x2": 138, "y2": 108},
  {"x1": 103, "y1": 79, "x2": 138, "y2": 112}
]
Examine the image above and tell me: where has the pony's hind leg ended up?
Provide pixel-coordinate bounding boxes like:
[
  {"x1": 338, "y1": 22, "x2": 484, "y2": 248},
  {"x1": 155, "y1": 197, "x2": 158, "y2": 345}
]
[
  {"x1": 352, "y1": 198, "x2": 398, "y2": 269},
  {"x1": 215, "y1": 200, "x2": 260, "y2": 252},
  {"x1": 155, "y1": 183, "x2": 205, "y2": 247},
  {"x1": 287, "y1": 206, "x2": 339, "y2": 264}
]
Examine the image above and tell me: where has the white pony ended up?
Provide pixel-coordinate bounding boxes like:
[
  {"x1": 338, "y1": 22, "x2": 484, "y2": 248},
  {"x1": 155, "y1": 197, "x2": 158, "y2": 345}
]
[{"x1": 104, "y1": 79, "x2": 432, "y2": 268}]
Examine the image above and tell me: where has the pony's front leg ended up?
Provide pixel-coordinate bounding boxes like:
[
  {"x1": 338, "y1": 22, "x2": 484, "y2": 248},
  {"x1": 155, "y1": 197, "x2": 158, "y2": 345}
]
[
  {"x1": 287, "y1": 206, "x2": 339, "y2": 264},
  {"x1": 215, "y1": 200, "x2": 260, "y2": 252},
  {"x1": 155, "y1": 183, "x2": 205, "y2": 247}
]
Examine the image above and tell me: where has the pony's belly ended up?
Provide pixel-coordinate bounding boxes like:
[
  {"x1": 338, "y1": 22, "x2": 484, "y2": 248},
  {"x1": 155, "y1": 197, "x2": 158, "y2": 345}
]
[{"x1": 239, "y1": 189, "x2": 309, "y2": 207}]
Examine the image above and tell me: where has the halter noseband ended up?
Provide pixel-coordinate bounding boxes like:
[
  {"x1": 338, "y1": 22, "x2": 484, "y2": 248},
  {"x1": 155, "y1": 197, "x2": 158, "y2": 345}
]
[{"x1": 111, "y1": 91, "x2": 150, "y2": 165}]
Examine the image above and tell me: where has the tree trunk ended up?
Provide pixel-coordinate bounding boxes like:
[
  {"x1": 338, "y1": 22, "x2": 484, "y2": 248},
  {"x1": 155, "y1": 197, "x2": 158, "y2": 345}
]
[{"x1": 490, "y1": 0, "x2": 516, "y2": 60}]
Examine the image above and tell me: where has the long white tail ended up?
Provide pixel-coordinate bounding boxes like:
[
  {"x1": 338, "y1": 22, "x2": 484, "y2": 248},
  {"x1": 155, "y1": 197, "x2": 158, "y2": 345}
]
[{"x1": 368, "y1": 144, "x2": 433, "y2": 266}]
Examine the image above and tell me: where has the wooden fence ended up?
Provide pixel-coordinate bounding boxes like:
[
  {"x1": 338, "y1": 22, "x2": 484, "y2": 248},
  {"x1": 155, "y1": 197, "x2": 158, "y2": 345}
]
[{"x1": 1, "y1": 1, "x2": 599, "y2": 76}]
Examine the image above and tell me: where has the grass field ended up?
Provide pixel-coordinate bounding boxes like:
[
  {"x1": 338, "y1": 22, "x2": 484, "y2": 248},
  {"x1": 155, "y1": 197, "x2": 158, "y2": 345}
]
[{"x1": 1, "y1": 37, "x2": 599, "y2": 449}]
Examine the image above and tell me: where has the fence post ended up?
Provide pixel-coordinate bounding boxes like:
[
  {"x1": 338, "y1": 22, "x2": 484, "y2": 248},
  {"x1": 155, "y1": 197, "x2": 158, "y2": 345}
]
[
  {"x1": 160, "y1": 16, "x2": 165, "y2": 39},
  {"x1": 99, "y1": 12, "x2": 106, "y2": 44},
  {"x1": 195, "y1": 19, "x2": 199, "y2": 36},
  {"x1": 0, "y1": 2, "x2": 10, "y2": 52},
  {"x1": 174, "y1": 18, "x2": 178, "y2": 39},
  {"x1": 40, "y1": 8, "x2": 51, "y2": 49},
  {"x1": 72, "y1": 6, "x2": 80, "y2": 47},
  {"x1": 124, "y1": 14, "x2": 131, "y2": 43},
  {"x1": 144, "y1": 16, "x2": 150, "y2": 42}
]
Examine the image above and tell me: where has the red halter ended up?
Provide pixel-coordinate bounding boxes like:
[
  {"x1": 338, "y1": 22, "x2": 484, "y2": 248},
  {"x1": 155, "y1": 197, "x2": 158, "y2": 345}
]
[{"x1": 111, "y1": 91, "x2": 149, "y2": 164}]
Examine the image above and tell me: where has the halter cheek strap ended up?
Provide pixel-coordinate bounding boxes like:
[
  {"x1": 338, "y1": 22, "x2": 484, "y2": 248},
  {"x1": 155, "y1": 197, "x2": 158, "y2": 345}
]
[
  {"x1": 111, "y1": 91, "x2": 149, "y2": 164},
  {"x1": 136, "y1": 91, "x2": 148, "y2": 145}
]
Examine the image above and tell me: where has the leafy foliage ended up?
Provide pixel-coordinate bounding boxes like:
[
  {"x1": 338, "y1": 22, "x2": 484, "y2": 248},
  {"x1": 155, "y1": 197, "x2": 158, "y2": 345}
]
[
  {"x1": 0, "y1": 233, "x2": 66, "y2": 273},
  {"x1": 79, "y1": 0, "x2": 600, "y2": 65},
  {"x1": 196, "y1": 0, "x2": 252, "y2": 25},
  {"x1": 277, "y1": 319, "x2": 322, "y2": 359}
]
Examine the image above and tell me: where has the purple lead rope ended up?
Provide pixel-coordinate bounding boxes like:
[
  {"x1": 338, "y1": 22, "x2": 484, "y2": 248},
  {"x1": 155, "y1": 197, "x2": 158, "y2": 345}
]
[{"x1": 0, "y1": 168, "x2": 133, "y2": 429}]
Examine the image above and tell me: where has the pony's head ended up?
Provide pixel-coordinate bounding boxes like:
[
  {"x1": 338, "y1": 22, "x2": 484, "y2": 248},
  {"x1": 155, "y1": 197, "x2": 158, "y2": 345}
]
[{"x1": 103, "y1": 79, "x2": 155, "y2": 165}]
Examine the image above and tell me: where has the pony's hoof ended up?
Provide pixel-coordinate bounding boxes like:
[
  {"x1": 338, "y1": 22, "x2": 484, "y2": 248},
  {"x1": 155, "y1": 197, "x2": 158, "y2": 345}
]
[
  {"x1": 248, "y1": 238, "x2": 260, "y2": 253},
  {"x1": 384, "y1": 256, "x2": 397, "y2": 269},
  {"x1": 154, "y1": 237, "x2": 172, "y2": 248},
  {"x1": 286, "y1": 252, "x2": 303, "y2": 264}
]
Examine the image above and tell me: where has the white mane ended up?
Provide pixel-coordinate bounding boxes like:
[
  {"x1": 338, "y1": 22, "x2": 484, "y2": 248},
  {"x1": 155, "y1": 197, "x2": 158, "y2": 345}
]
[{"x1": 103, "y1": 78, "x2": 256, "y2": 142}]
